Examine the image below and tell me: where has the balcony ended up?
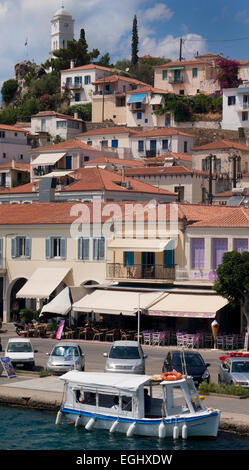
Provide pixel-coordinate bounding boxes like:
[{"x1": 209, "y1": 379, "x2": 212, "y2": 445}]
[
  {"x1": 107, "y1": 263, "x2": 175, "y2": 281},
  {"x1": 168, "y1": 76, "x2": 183, "y2": 84}
]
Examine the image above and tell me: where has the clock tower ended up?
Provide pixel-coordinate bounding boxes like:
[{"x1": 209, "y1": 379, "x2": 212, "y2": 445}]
[{"x1": 50, "y1": 4, "x2": 74, "y2": 56}]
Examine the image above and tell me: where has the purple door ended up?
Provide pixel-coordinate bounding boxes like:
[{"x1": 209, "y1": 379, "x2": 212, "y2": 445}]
[
  {"x1": 234, "y1": 238, "x2": 248, "y2": 253},
  {"x1": 213, "y1": 238, "x2": 228, "y2": 269},
  {"x1": 191, "y1": 238, "x2": 204, "y2": 269}
]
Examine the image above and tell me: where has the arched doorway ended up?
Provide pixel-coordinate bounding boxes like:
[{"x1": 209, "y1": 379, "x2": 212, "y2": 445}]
[{"x1": 9, "y1": 278, "x2": 27, "y2": 322}]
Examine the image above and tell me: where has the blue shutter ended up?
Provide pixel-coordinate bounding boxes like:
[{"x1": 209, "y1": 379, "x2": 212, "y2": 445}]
[
  {"x1": 82, "y1": 238, "x2": 90, "y2": 260},
  {"x1": 124, "y1": 252, "x2": 134, "y2": 266},
  {"x1": 45, "y1": 237, "x2": 51, "y2": 259},
  {"x1": 99, "y1": 238, "x2": 105, "y2": 260},
  {"x1": 11, "y1": 237, "x2": 17, "y2": 258},
  {"x1": 60, "y1": 237, "x2": 67, "y2": 259},
  {"x1": 25, "y1": 237, "x2": 31, "y2": 259},
  {"x1": 0, "y1": 237, "x2": 3, "y2": 268},
  {"x1": 164, "y1": 240, "x2": 175, "y2": 268}
]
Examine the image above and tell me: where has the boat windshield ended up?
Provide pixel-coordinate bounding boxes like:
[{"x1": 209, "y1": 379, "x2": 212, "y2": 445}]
[
  {"x1": 109, "y1": 346, "x2": 141, "y2": 359},
  {"x1": 231, "y1": 361, "x2": 249, "y2": 373},
  {"x1": 7, "y1": 342, "x2": 32, "y2": 353}
]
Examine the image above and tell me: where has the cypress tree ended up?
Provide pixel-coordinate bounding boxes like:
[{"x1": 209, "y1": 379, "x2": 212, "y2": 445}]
[{"x1": 131, "y1": 15, "x2": 139, "y2": 66}]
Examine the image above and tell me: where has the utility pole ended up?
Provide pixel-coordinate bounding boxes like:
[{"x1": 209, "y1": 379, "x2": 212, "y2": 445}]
[
  {"x1": 102, "y1": 74, "x2": 105, "y2": 122},
  {"x1": 228, "y1": 154, "x2": 241, "y2": 188},
  {"x1": 205, "y1": 154, "x2": 217, "y2": 204},
  {"x1": 179, "y1": 38, "x2": 183, "y2": 61}
]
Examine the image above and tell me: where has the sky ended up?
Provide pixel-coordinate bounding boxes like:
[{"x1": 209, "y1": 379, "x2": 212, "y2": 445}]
[{"x1": 2, "y1": 0, "x2": 249, "y2": 88}]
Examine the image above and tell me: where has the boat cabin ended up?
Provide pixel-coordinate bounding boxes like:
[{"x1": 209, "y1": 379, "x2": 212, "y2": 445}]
[{"x1": 60, "y1": 371, "x2": 205, "y2": 420}]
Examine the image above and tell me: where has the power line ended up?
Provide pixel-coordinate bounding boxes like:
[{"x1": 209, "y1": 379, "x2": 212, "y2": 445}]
[{"x1": 185, "y1": 36, "x2": 249, "y2": 43}]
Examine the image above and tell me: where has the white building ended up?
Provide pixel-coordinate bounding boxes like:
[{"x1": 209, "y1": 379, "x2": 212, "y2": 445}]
[
  {"x1": 61, "y1": 64, "x2": 114, "y2": 105},
  {"x1": 50, "y1": 5, "x2": 74, "y2": 55},
  {"x1": 31, "y1": 111, "x2": 85, "y2": 141},
  {"x1": 0, "y1": 124, "x2": 31, "y2": 164},
  {"x1": 126, "y1": 87, "x2": 171, "y2": 128},
  {"x1": 222, "y1": 83, "x2": 249, "y2": 130}
]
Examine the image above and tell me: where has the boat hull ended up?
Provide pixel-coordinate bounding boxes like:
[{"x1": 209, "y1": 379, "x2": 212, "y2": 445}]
[{"x1": 59, "y1": 407, "x2": 220, "y2": 438}]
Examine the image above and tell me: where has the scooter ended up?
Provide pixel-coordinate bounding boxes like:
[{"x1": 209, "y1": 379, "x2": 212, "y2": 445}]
[{"x1": 14, "y1": 322, "x2": 25, "y2": 336}]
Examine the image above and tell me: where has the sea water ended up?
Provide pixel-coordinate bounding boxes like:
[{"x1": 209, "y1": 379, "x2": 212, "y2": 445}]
[{"x1": 0, "y1": 406, "x2": 249, "y2": 451}]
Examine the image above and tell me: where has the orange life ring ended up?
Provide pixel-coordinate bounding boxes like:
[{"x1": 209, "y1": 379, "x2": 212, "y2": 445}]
[{"x1": 161, "y1": 371, "x2": 182, "y2": 381}]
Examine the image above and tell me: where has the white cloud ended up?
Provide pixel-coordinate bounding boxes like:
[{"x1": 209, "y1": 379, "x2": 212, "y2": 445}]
[
  {"x1": 142, "y1": 3, "x2": 174, "y2": 22},
  {"x1": 140, "y1": 34, "x2": 207, "y2": 61}
]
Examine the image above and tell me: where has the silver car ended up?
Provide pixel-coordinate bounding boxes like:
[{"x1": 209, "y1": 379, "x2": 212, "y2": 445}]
[
  {"x1": 46, "y1": 342, "x2": 85, "y2": 375},
  {"x1": 218, "y1": 357, "x2": 249, "y2": 388},
  {"x1": 103, "y1": 340, "x2": 147, "y2": 374}
]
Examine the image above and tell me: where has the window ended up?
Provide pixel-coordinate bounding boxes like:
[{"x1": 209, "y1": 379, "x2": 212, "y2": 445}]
[
  {"x1": 162, "y1": 139, "x2": 168, "y2": 150},
  {"x1": 45, "y1": 237, "x2": 66, "y2": 259},
  {"x1": 11, "y1": 236, "x2": 31, "y2": 259},
  {"x1": 136, "y1": 102, "x2": 142, "y2": 109},
  {"x1": 78, "y1": 237, "x2": 90, "y2": 260},
  {"x1": 214, "y1": 159, "x2": 221, "y2": 173},
  {"x1": 84, "y1": 75, "x2": 91, "y2": 85},
  {"x1": 111, "y1": 139, "x2": 118, "y2": 148},
  {"x1": 138, "y1": 140, "x2": 144, "y2": 152},
  {"x1": 56, "y1": 121, "x2": 67, "y2": 128},
  {"x1": 191, "y1": 238, "x2": 205, "y2": 269},
  {"x1": 66, "y1": 156, "x2": 72, "y2": 169},
  {"x1": 202, "y1": 159, "x2": 210, "y2": 172},
  {"x1": 87, "y1": 141, "x2": 92, "y2": 146},
  {"x1": 74, "y1": 76, "x2": 82, "y2": 85},
  {"x1": 137, "y1": 112, "x2": 142, "y2": 120},
  {"x1": 66, "y1": 77, "x2": 72, "y2": 86},
  {"x1": 164, "y1": 241, "x2": 175, "y2": 268},
  {"x1": 242, "y1": 111, "x2": 248, "y2": 121},
  {"x1": 183, "y1": 141, "x2": 188, "y2": 153},
  {"x1": 0, "y1": 131, "x2": 5, "y2": 138},
  {"x1": 124, "y1": 252, "x2": 134, "y2": 266},
  {"x1": 83, "y1": 156, "x2": 89, "y2": 162},
  {"x1": 19, "y1": 154, "x2": 23, "y2": 160},
  {"x1": 162, "y1": 70, "x2": 168, "y2": 80},
  {"x1": 122, "y1": 85, "x2": 126, "y2": 92},
  {"x1": 234, "y1": 238, "x2": 248, "y2": 253},
  {"x1": 74, "y1": 92, "x2": 81, "y2": 102},
  {"x1": 192, "y1": 68, "x2": 198, "y2": 78},
  {"x1": 179, "y1": 90, "x2": 184, "y2": 95},
  {"x1": 2, "y1": 153, "x2": 6, "y2": 159},
  {"x1": 101, "y1": 140, "x2": 108, "y2": 147},
  {"x1": 212, "y1": 238, "x2": 228, "y2": 269},
  {"x1": 228, "y1": 96, "x2": 236, "y2": 106},
  {"x1": 93, "y1": 237, "x2": 105, "y2": 260}
]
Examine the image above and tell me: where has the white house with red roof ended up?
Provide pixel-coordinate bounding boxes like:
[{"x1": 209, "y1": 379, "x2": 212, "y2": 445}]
[
  {"x1": 129, "y1": 128, "x2": 194, "y2": 159},
  {"x1": 61, "y1": 63, "x2": 115, "y2": 105},
  {"x1": 31, "y1": 111, "x2": 85, "y2": 142},
  {"x1": 126, "y1": 86, "x2": 171, "y2": 128},
  {"x1": 0, "y1": 124, "x2": 31, "y2": 164}
]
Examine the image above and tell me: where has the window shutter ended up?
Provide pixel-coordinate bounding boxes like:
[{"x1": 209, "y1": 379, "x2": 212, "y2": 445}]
[
  {"x1": 25, "y1": 236, "x2": 31, "y2": 259},
  {"x1": 93, "y1": 238, "x2": 98, "y2": 260},
  {"x1": 82, "y1": 238, "x2": 90, "y2": 260},
  {"x1": 0, "y1": 237, "x2": 3, "y2": 268},
  {"x1": 45, "y1": 237, "x2": 51, "y2": 259},
  {"x1": 11, "y1": 237, "x2": 17, "y2": 258},
  {"x1": 99, "y1": 238, "x2": 105, "y2": 260},
  {"x1": 78, "y1": 237, "x2": 83, "y2": 260},
  {"x1": 60, "y1": 237, "x2": 67, "y2": 260},
  {"x1": 124, "y1": 251, "x2": 134, "y2": 266}
]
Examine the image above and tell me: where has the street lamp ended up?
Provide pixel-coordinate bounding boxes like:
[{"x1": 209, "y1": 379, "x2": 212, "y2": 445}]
[
  {"x1": 205, "y1": 154, "x2": 217, "y2": 205},
  {"x1": 228, "y1": 154, "x2": 242, "y2": 188}
]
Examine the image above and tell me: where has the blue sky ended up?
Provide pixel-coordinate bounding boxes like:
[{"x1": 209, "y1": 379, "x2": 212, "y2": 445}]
[{"x1": 1, "y1": 0, "x2": 249, "y2": 89}]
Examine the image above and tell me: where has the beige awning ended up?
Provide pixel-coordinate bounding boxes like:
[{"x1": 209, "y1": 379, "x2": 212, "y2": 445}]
[
  {"x1": 150, "y1": 95, "x2": 163, "y2": 105},
  {"x1": 31, "y1": 152, "x2": 66, "y2": 166},
  {"x1": 16, "y1": 267, "x2": 71, "y2": 299},
  {"x1": 40, "y1": 287, "x2": 71, "y2": 316},
  {"x1": 72, "y1": 289, "x2": 164, "y2": 316},
  {"x1": 108, "y1": 238, "x2": 175, "y2": 252},
  {"x1": 41, "y1": 170, "x2": 73, "y2": 178},
  {"x1": 147, "y1": 293, "x2": 229, "y2": 318}
]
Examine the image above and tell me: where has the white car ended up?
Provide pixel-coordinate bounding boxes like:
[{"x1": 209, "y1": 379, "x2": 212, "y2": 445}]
[{"x1": 5, "y1": 338, "x2": 37, "y2": 370}]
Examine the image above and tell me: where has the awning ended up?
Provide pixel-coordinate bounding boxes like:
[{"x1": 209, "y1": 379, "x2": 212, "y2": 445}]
[
  {"x1": 16, "y1": 267, "x2": 71, "y2": 299},
  {"x1": 150, "y1": 95, "x2": 163, "y2": 105},
  {"x1": 41, "y1": 170, "x2": 73, "y2": 178},
  {"x1": 72, "y1": 289, "x2": 163, "y2": 316},
  {"x1": 127, "y1": 93, "x2": 146, "y2": 104},
  {"x1": 237, "y1": 88, "x2": 249, "y2": 94},
  {"x1": 168, "y1": 66, "x2": 184, "y2": 70},
  {"x1": 40, "y1": 287, "x2": 71, "y2": 316},
  {"x1": 147, "y1": 293, "x2": 228, "y2": 318},
  {"x1": 31, "y1": 152, "x2": 66, "y2": 166},
  {"x1": 108, "y1": 238, "x2": 176, "y2": 252}
]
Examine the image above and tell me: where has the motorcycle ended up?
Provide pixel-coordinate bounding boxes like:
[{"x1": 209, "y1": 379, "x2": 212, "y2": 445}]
[{"x1": 14, "y1": 322, "x2": 25, "y2": 336}]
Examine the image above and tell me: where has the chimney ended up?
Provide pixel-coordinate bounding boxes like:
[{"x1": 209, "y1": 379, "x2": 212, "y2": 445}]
[
  {"x1": 12, "y1": 160, "x2": 16, "y2": 169},
  {"x1": 70, "y1": 60, "x2": 75, "y2": 69}
]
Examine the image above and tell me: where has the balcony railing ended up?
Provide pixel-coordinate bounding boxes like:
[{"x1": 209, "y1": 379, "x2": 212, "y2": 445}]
[
  {"x1": 175, "y1": 268, "x2": 217, "y2": 282},
  {"x1": 107, "y1": 263, "x2": 175, "y2": 281},
  {"x1": 168, "y1": 76, "x2": 183, "y2": 84}
]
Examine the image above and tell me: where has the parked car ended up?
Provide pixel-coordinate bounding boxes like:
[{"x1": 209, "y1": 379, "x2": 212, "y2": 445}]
[
  {"x1": 162, "y1": 350, "x2": 210, "y2": 385},
  {"x1": 103, "y1": 340, "x2": 147, "y2": 374},
  {"x1": 218, "y1": 356, "x2": 249, "y2": 388},
  {"x1": 46, "y1": 342, "x2": 85, "y2": 375},
  {"x1": 5, "y1": 338, "x2": 37, "y2": 370}
]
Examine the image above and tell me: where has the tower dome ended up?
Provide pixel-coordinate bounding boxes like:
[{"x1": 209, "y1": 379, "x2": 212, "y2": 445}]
[{"x1": 53, "y1": 5, "x2": 72, "y2": 18}]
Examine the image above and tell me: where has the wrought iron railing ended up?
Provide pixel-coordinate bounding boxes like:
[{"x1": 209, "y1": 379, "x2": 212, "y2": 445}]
[{"x1": 107, "y1": 263, "x2": 175, "y2": 280}]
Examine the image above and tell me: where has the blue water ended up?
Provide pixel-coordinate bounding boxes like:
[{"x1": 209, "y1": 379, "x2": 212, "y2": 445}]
[{"x1": 0, "y1": 406, "x2": 249, "y2": 450}]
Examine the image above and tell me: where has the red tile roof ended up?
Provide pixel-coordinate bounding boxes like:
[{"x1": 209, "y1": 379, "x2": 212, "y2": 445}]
[
  {"x1": 61, "y1": 64, "x2": 115, "y2": 73},
  {"x1": 92, "y1": 74, "x2": 148, "y2": 87},
  {"x1": 127, "y1": 86, "x2": 170, "y2": 94},
  {"x1": 31, "y1": 111, "x2": 84, "y2": 123},
  {"x1": 129, "y1": 128, "x2": 193, "y2": 138},
  {"x1": 32, "y1": 139, "x2": 103, "y2": 152},
  {"x1": 124, "y1": 165, "x2": 207, "y2": 177},
  {"x1": 83, "y1": 157, "x2": 145, "y2": 167},
  {"x1": 154, "y1": 60, "x2": 208, "y2": 69},
  {"x1": 77, "y1": 127, "x2": 140, "y2": 137},
  {"x1": 0, "y1": 124, "x2": 27, "y2": 133},
  {"x1": 0, "y1": 161, "x2": 30, "y2": 172},
  {"x1": 144, "y1": 152, "x2": 192, "y2": 165},
  {"x1": 192, "y1": 139, "x2": 249, "y2": 152},
  {"x1": 191, "y1": 207, "x2": 249, "y2": 227}
]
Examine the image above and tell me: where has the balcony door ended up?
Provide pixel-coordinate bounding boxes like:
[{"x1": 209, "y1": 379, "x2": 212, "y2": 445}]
[{"x1": 142, "y1": 252, "x2": 155, "y2": 278}]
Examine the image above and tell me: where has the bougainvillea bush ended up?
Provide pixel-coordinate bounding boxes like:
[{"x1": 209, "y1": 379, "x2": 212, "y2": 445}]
[{"x1": 214, "y1": 56, "x2": 242, "y2": 89}]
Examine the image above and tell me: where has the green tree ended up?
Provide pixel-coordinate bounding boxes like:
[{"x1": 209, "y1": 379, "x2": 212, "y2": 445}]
[
  {"x1": 1, "y1": 79, "x2": 18, "y2": 104},
  {"x1": 17, "y1": 97, "x2": 40, "y2": 122},
  {"x1": 213, "y1": 251, "x2": 249, "y2": 347},
  {"x1": 0, "y1": 106, "x2": 18, "y2": 125},
  {"x1": 58, "y1": 103, "x2": 92, "y2": 122},
  {"x1": 131, "y1": 15, "x2": 139, "y2": 66},
  {"x1": 43, "y1": 29, "x2": 100, "y2": 72}
]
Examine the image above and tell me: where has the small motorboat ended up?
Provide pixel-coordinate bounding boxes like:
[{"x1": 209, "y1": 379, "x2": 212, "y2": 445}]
[{"x1": 56, "y1": 370, "x2": 220, "y2": 439}]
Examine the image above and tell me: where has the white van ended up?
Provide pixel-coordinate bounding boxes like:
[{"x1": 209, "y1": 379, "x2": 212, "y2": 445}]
[{"x1": 5, "y1": 338, "x2": 37, "y2": 370}]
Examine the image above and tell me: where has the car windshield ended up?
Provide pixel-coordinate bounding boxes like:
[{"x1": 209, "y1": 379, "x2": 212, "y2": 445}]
[
  {"x1": 109, "y1": 346, "x2": 141, "y2": 359},
  {"x1": 172, "y1": 352, "x2": 204, "y2": 367},
  {"x1": 7, "y1": 343, "x2": 32, "y2": 353},
  {"x1": 51, "y1": 346, "x2": 79, "y2": 357},
  {"x1": 231, "y1": 361, "x2": 249, "y2": 373}
]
